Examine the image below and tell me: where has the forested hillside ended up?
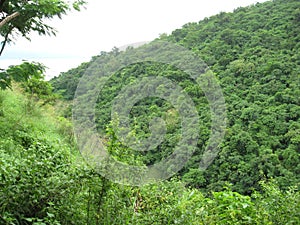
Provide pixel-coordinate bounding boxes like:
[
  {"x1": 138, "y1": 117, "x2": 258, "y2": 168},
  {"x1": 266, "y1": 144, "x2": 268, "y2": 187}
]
[
  {"x1": 1, "y1": 85, "x2": 299, "y2": 224},
  {"x1": 51, "y1": 0, "x2": 300, "y2": 194},
  {"x1": 1, "y1": 0, "x2": 300, "y2": 224}
]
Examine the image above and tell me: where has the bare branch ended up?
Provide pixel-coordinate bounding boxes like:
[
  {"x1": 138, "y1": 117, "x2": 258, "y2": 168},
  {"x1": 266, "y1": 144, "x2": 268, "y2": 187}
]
[
  {"x1": 0, "y1": 11, "x2": 20, "y2": 28},
  {"x1": 0, "y1": 26, "x2": 12, "y2": 55}
]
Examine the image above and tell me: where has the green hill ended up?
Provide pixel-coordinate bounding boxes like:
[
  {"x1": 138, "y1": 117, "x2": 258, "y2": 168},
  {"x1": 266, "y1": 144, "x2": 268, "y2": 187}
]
[
  {"x1": 51, "y1": 0, "x2": 300, "y2": 194},
  {"x1": 1, "y1": 0, "x2": 300, "y2": 224}
]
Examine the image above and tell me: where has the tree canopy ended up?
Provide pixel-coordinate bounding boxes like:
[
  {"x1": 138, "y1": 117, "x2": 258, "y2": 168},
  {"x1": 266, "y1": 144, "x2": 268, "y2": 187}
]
[{"x1": 51, "y1": 0, "x2": 300, "y2": 194}]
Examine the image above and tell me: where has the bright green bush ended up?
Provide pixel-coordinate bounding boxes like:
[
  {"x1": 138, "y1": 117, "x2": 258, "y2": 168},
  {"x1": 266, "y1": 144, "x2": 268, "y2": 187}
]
[
  {"x1": 253, "y1": 182, "x2": 300, "y2": 225},
  {"x1": 0, "y1": 90, "x2": 88, "y2": 224}
]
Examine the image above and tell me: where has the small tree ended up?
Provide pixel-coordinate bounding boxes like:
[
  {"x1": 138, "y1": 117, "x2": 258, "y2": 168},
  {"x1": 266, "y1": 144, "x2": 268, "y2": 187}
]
[
  {"x1": 0, "y1": 61, "x2": 45, "y2": 89},
  {"x1": 0, "y1": 0, "x2": 86, "y2": 55}
]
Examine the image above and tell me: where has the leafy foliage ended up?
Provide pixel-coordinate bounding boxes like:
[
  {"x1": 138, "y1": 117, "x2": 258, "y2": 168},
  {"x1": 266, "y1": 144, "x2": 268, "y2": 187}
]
[
  {"x1": 0, "y1": 90, "x2": 86, "y2": 224},
  {"x1": 1, "y1": 0, "x2": 299, "y2": 224},
  {"x1": 52, "y1": 0, "x2": 300, "y2": 194},
  {"x1": 0, "y1": 61, "x2": 45, "y2": 89},
  {"x1": 0, "y1": 0, "x2": 86, "y2": 55}
]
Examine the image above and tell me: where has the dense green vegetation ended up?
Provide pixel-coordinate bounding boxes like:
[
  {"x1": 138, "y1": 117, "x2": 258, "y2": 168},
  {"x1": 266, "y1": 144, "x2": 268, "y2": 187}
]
[
  {"x1": 0, "y1": 87, "x2": 300, "y2": 225},
  {"x1": 0, "y1": 87, "x2": 299, "y2": 224},
  {"x1": 1, "y1": 0, "x2": 299, "y2": 224},
  {"x1": 52, "y1": 0, "x2": 300, "y2": 194}
]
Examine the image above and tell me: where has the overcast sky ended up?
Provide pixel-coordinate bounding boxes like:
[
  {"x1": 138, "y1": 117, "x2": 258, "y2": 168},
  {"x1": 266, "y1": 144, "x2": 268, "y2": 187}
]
[{"x1": 1, "y1": 0, "x2": 268, "y2": 79}]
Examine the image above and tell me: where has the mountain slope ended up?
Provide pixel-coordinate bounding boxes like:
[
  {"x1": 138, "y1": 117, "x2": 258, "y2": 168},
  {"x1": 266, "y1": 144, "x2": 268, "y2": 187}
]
[{"x1": 51, "y1": 0, "x2": 300, "y2": 194}]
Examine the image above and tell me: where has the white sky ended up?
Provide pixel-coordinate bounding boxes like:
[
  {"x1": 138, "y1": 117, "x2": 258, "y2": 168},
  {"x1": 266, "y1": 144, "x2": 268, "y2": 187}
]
[{"x1": 1, "y1": 0, "x2": 268, "y2": 79}]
